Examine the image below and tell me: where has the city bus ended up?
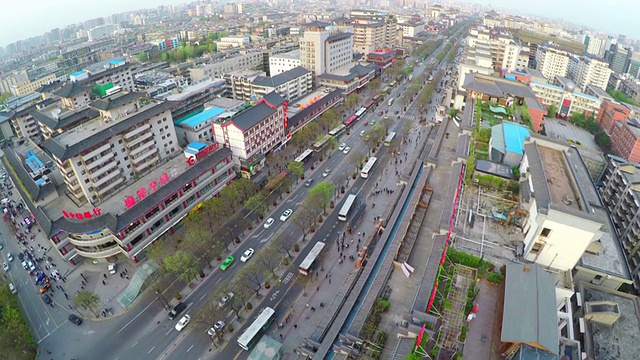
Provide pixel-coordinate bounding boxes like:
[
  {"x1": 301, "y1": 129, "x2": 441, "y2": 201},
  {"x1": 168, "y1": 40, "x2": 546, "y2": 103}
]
[
  {"x1": 328, "y1": 124, "x2": 346, "y2": 138},
  {"x1": 384, "y1": 132, "x2": 396, "y2": 147},
  {"x1": 338, "y1": 194, "x2": 357, "y2": 222},
  {"x1": 299, "y1": 241, "x2": 326, "y2": 276},
  {"x1": 364, "y1": 100, "x2": 375, "y2": 110},
  {"x1": 360, "y1": 157, "x2": 378, "y2": 179},
  {"x1": 387, "y1": 98, "x2": 394, "y2": 106},
  {"x1": 355, "y1": 107, "x2": 367, "y2": 118},
  {"x1": 381, "y1": 86, "x2": 391, "y2": 94},
  {"x1": 237, "y1": 307, "x2": 277, "y2": 351},
  {"x1": 343, "y1": 115, "x2": 359, "y2": 128},
  {"x1": 294, "y1": 149, "x2": 314, "y2": 163},
  {"x1": 313, "y1": 134, "x2": 332, "y2": 152}
]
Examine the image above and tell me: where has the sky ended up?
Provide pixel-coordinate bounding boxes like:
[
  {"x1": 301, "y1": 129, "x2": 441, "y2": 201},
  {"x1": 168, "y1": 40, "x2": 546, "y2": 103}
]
[{"x1": 0, "y1": 0, "x2": 638, "y2": 48}]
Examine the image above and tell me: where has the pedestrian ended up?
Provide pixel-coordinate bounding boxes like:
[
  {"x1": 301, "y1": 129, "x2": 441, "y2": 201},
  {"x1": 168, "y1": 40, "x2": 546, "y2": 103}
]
[
  {"x1": 102, "y1": 280, "x2": 106, "y2": 285},
  {"x1": 294, "y1": 324, "x2": 298, "y2": 329},
  {"x1": 68, "y1": 304, "x2": 72, "y2": 310},
  {"x1": 125, "y1": 275, "x2": 129, "y2": 280},
  {"x1": 80, "y1": 285, "x2": 84, "y2": 290},
  {"x1": 306, "y1": 303, "x2": 309, "y2": 308},
  {"x1": 316, "y1": 285, "x2": 319, "y2": 291},
  {"x1": 47, "y1": 350, "x2": 52, "y2": 355},
  {"x1": 329, "y1": 278, "x2": 332, "y2": 284},
  {"x1": 279, "y1": 333, "x2": 283, "y2": 339}
]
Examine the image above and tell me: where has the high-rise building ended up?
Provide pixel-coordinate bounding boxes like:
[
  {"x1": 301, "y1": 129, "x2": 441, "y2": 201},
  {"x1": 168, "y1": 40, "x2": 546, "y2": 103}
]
[
  {"x1": 299, "y1": 22, "x2": 353, "y2": 76},
  {"x1": 88, "y1": 24, "x2": 120, "y2": 42},
  {"x1": 535, "y1": 43, "x2": 571, "y2": 80},
  {"x1": 584, "y1": 34, "x2": 605, "y2": 57},
  {"x1": 568, "y1": 53, "x2": 612, "y2": 91},
  {"x1": 348, "y1": 10, "x2": 397, "y2": 55},
  {"x1": 607, "y1": 44, "x2": 632, "y2": 74}
]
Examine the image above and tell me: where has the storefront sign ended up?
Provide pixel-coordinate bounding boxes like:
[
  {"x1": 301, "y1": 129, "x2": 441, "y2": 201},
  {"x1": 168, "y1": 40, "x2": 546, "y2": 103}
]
[
  {"x1": 124, "y1": 172, "x2": 170, "y2": 209},
  {"x1": 62, "y1": 207, "x2": 102, "y2": 220}
]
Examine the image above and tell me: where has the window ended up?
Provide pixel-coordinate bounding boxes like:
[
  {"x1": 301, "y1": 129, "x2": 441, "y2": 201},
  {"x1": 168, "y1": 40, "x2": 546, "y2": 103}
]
[
  {"x1": 531, "y1": 242, "x2": 544, "y2": 254},
  {"x1": 540, "y1": 228, "x2": 552, "y2": 237}
]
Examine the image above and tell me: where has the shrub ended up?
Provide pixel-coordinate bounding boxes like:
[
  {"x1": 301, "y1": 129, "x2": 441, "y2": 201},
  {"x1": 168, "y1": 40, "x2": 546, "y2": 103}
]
[
  {"x1": 293, "y1": 243, "x2": 299, "y2": 252},
  {"x1": 246, "y1": 302, "x2": 253, "y2": 310},
  {"x1": 228, "y1": 324, "x2": 234, "y2": 332},
  {"x1": 487, "y1": 272, "x2": 504, "y2": 284},
  {"x1": 459, "y1": 326, "x2": 469, "y2": 342}
]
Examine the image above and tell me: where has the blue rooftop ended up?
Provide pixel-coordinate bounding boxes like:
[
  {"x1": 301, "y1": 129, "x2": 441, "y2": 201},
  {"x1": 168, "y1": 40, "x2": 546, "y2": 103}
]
[
  {"x1": 574, "y1": 91, "x2": 599, "y2": 102},
  {"x1": 109, "y1": 59, "x2": 125, "y2": 65},
  {"x1": 71, "y1": 70, "x2": 87, "y2": 77},
  {"x1": 503, "y1": 122, "x2": 530, "y2": 154},
  {"x1": 531, "y1": 81, "x2": 564, "y2": 92},
  {"x1": 179, "y1": 107, "x2": 225, "y2": 128},
  {"x1": 187, "y1": 142, "x2": 207, "y2": 151}
]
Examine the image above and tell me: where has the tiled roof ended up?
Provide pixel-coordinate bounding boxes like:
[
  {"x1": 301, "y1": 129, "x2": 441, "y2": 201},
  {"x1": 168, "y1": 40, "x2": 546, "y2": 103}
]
[
  {"x1": 229, "y1": 102, "x2": 276, "y2": 132},
  {"x1": 54, "y1": 82, "x2": 90, "y2": 98},
  {"x1": 32, "y1": 107, "x2": 100, "y2": 131},
  {"x1": 252, "y1": 67, "x2": 310, "y2": 88},
  {"x1": 92, "y1": 92, "x2": 144, "y2": 111}
]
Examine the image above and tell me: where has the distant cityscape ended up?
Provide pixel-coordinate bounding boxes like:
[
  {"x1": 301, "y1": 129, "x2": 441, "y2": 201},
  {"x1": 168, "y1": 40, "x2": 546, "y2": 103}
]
[{"x1": 1, "y1": 1, "x2": 640, "y2": 360}]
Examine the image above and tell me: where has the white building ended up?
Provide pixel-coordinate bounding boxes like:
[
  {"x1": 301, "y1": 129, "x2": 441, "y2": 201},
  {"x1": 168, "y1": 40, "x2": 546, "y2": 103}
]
[
  {"x1": 398, "y1": 22, "x2": 425, "y2": 38},
  {"x1": 585, "y1": 35, "x2": 605, "y2": 57},
  {"x1": 519, "y1": 141, "x2": 605, "y2": 272},
  {"x1": 189, "y1": 53, "x2": 263, "y2": 82},
  {"x1": 568, "y1": 53, "x2": 612, "y2": 92},
  {"x1": 227, "y1": 67, "x2": 312, "y2": 102},
  {"x1": 269, "y1": 50, "x2": 301, "y2": 75},
  {"x1": 530, "y1": 77, "x2": 602, "y2": 117},
  {"x1": 174, "y1": 106, "x2": 230, "y2": 146},
  {"x1": 88, "y1": 24, "x2": 120, "y2": 41},
  {"x1": 212, "y1": 92, "x2": 287, "y2": 177},
  {"x1": 216, "y1": 36, "x2": 250, "y2": 51},
  {"x1": 349, "y1": 10, "x2": 398, "y2": 55},
  {"x1": 536, "y1": 43, "x2": 571, "y2": 80},
  {"x1": 299, "y1": 22, "x2": 353, "y2": 77}
]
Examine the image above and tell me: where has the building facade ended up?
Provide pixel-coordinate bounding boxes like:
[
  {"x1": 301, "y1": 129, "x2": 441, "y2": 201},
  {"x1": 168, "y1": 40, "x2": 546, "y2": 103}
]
[
  {"x1": 568, "y1": 54, "x2": 612, "y2": 92},
  {"x1": 349, "y1": 10, "x2": 397, "y2": 55},
  {"x1": 597, "y1": 100, "x2": 631, "y2": 133},
  {"x1": 227, "y1": 66, "x2": 313, "y2": 102},
  {"x1": 299, "y1": 23, "x2": 353, "y2": 77},
  {"x1": 165, "y1": 78, "x2": 226, "y2": 120},
  {"x1": 189, "y1": 53, "x2": 263, "y2": 82},
  {"x1": 269, "y1": 50, "x2": 301, "y2": 75},
  {"x1": 609, "y1": 119, "x2": 640, "y2": 162},
  {"x1": 536, "y1": 44, "x2": 571, "y2": 80}
]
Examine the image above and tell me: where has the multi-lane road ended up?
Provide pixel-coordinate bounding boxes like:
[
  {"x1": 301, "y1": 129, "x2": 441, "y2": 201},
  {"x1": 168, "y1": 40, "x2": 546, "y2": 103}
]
[{"x1": 18, "y1": 36, "x2": 459, "y2": 360}]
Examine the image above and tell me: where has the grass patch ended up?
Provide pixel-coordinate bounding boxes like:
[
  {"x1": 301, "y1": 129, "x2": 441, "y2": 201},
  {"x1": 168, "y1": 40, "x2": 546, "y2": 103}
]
[
  {"x1": 475, "y1": 142, "x2": 489, "y2": 153},
  {"x1": 487, "y1": 271, "x2": 504, "y2": 284}
]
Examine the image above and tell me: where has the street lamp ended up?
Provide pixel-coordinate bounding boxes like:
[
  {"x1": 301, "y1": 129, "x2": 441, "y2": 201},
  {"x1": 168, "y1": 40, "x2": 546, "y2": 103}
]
[{"x1": 155, "y1": 290, "x2": 169, "y2": 311}]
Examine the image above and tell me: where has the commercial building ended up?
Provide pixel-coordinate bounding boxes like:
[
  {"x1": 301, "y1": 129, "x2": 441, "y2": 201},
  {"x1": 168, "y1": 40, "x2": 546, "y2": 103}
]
[
  {"x1": 227, "y1": 66, "x2": 313, "y2": 103},
  {"x1": 535, "y1": 43, "x2": 572, "y2": 80},
  {"x1": 73, "y1": 60, "x2": 135, "y2": 92},
  {"x1": 287, "y1": 89, "x2": 343, "y2": 134},
  {"x1": 317, "y1": 63, "x2": 377, "y2": 95},
  {"x1": 568, "y1": 53, "x2": 612, "y2": 92},
  {"x1": 189, "y1": 53, "x2": 263, "y2": 82},
  {"x1": 269, "y1": 50, "x2": 301, "y2": 75},
  {"x1": 212, "y1": 92, "x2": 287, "y2": 178},
  {"x1": 365, "y1": 49, "x2": 395, "y2": 70},
  {"x1": 2, "y1": 91, "x2": 237, "y2": 264},
  {"x1": 216, "y1": 36, "x2": 250, "y2": 51},
  {"x1": 397, "y1": 21, "x2": 425, "y2": 38},
  {"x1": 10, "y1": 74, "x2": 57, "y2": 96},
  {"x1": 174, "y1": 106, "x2": 231, "y2": 146},
  {"x1": 164, "y1": 78, "x2": 226, "y2": 121},
  {"x1": 606, "y1": 44, "x2": 632, "y2": 74},
  {"x1": 518, "y1": 141, "x2": 605, "y2": 272},
  {"x1": 299, "y1": 22, "x2": 354, "y2": 77},
  {"x1": 349, "y1": 10, "x2": 398, "y2": 55}
]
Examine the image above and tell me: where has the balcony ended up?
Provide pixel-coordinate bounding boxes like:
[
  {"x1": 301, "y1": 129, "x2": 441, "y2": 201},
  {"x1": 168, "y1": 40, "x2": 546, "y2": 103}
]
[
  {"x1": 68, "y1": 232, "x2": 117, "y2": 247},
  {"x1": 132, "y1": 148, "x2": 159, "y2": 167},
  {"x1": 83, "y1": 143, "x2": 111, "y2": 162},
  {"x1": 134, "y1": 153, "x2": 160, "y2": 174},
  {"x1": 92, "y1": 169, "x2": 121, "y2": 188},
  {"x1": 125, "y1": 130, "x2": 153, "y2": 148},
  {"x1": 124, "y1": 123, "x2": 151, "y2": 140},
  {"x1": 89, "y1": 160, "x2": 118, "y2": 178},
  {"x1": 96, "y1": 176, "x2": 124, "y2": 196},
  {"x1": 86, "y1": 154, "x2": 116, "y2": 172},
  {"x1": 74, "y1": 244, "x2": 123, "y2": 259}
]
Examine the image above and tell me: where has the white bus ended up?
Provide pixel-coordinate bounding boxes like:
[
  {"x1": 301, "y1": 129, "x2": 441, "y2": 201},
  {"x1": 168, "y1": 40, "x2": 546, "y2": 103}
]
[
  {"x1": 355, "y1": 107, "x2": 367, "y2": 117},
  {"x1": 237, "y1": 307, "x2": 277, "y2": 351},
  {"x1": 360, "y1": 157, "x2": 378, "y2": 179},
  {"x1": 384, "y1": 132, "x2": 396, "y2": 147},
  {"x1": 387, "y1": 98, "x2": 394, "y2": 106},
  {"x1": 299, "y1": 242, "x2": 326, "y2": 275},
  {"x1": 313, "y1": 134, "x2": 331, "y2": 152},
  {"x1": 338, "y1": 194, "x2": 357, "y2": 222},
  {"x1": 294, "y1": 149, "x2": 314, "y2": 163},
  {"x1": 328, "y1": 124, "x2": 346, "y2": 138}
]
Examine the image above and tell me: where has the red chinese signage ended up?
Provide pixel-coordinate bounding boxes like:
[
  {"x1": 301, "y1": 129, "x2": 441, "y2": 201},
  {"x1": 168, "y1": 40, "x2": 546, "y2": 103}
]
[
  {"x1": 124, "y1": 171, "x2": 171, "y2": 209},
  {"x1": 187, "y1": 143, "x2": 219, "y2": 166},
  {"x1": 62, "y1": 207, "x2": 102, "y2": 220}
]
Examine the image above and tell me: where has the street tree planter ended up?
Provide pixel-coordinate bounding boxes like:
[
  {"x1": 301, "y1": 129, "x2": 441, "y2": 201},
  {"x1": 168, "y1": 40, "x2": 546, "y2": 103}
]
[
  {"x1": 341, "y1": 186, "x2": 345, "y2": 194},
  {"x1": 352, "y1": 173, "x2": 357, "y2": 179},
  {"x1": 199, "y1": 272, "x2": 205, "y2": 278},
  {"x1": 175, "y1": 293, "x2": 182, "y2": 301},
  {"x1": 234, "y1": 236, "x2": 241, "y2": 244},
  {"x1": 248, "y1": 224, "x2": 253, "y2": 230},
  {"x1": 246, "y1": 302, "x2": 253, "y2": 310},
  {"x1": 293, "y1": 243, "x2": 300, "y2": 252},
  {"x1": 330, "y1": 201, "x2": 335, "y2": 209},
  {"x1": 311, "y1": 165, "x2": 315, "y2": 170},
  {"x1": 317, "y1": 215, "x2": 323, "y2": 223},
  {"x1": 273, "y1": 201, "x2": 278, "y2": 206},
  {"x1": 310, "y1": 227, "x2": 316, "y2": 233},
  {"x1": 264, "y1": 282, "x2": 271, "y2": 289},
  {"x1": 217, "y1": 255, "x2": 222, "y2": 261}
]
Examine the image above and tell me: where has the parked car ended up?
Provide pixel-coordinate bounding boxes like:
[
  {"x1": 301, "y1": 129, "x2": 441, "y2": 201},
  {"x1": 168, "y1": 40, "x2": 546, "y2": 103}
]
[
  {"x1": 359, "y1": 130, "x2": 365, "y2": 137},
  {"x1": 322, "y1": 169, "x2": 331, "y2": 177},
  {"x1": 2, "y1": 261, "x2": 8, "y2": 272},
  {"x1": 264, "y1": 218, "x2": 275, "y2": 229},
  {"x1": 220, "y1": 256, "x2": 234, "y2": 270},
  {"x1": 175, "y1": 314, "x2": 190, "y2": 331},
  {"x1": 42, "y1": 293, "x2": 52, "y2": 305},
  {"x1": 218, "y1": 292, "x2": 235, "y2": 307},
  {"x1": 68, "y1": 314, "x2": 83, "y2": 326},
  {"x1": 6, "y1": 253, "x2": 12, "y2": 262},
  {"x1": 17, "y1": 252, "x2": 24, "y2": 261},
  {"x1": 108, "y1": 263, "x2": 117, "y2": 275},
  {"x1": 338, "y1": 143, "x2": 346, "y2": 151},
  {"x1": 343, "y1": 147, "x2": 351, "y2": 154},
  {"x1": 207, "y1": 321, "x2": 225, "y2": 336},
  {"x1": 8, "y1": 283, "x2": 16, "y2": 294},
  {"x1": 280, "y1": 209, "x2": 293, "y2": 221},
  {"x1": 240, "y1": 248, "x2": 255, "y2": 262},
  {"x1": 304, "y1": 178, "x2": 313, "y2": 187},
  {"x1": 168, "y1": 302, "x2": 187, "y2": 320}
]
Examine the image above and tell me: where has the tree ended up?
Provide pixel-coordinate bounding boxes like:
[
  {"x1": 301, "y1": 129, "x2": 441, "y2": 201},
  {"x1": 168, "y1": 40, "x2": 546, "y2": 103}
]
[
  {"x1": 317, "y1": 109, "x2": 338, "y2": 131},
  {"x1": 346, "y1": 93, "x2": 361, "y2": 110},
  {"x1": 220, "y1": 185, "x2": 240, "y2": 212},
  {"x1": 347, "y1": 150, "x2": 366, "y2": 172},
  {"x1": 230, "y1": 178, "x2": 257, "y2": 203},
  {"x1": 308, "y1": 181, "x2": 335, "y2": 214},
  {"x1": 380, "y1": 115, "x2": 394, "y2": 131},
  {"x1": 546, "y1": 104, "x2": 557, "y2": 118},
  {"x1": 291, "y1": 203, "x2": 319, "y2": 241},
  {"x1": 237, "y1": 262, "x2": 266, "y2": 297},
  {"x1": 135, "y1": 52, "x2": 148, "y2": 62},
  {"x1": 257, "y1": 244, "x2": 283, "y2": 278},
  {"x1": 245, "y1": 193, "x2": 268, "y2": 220},
  {"x1": 183, "y1": 219, "x2": 225, "y2": 265},
  {"x1": 402, "y1": 118, "x2": 412, "y2": 139},
  {"x1": 273, "y1": 232, "x2": 298, "y2": 258},
  {"x1": 287, "y1": 161, "x2": 304, "y2": 179},
  {"x1": 74, "y1": 290, "x2": 101, "y2": 318},
  {"x1": 164, "y1": 251, "x2": 200, "y2": 284}
]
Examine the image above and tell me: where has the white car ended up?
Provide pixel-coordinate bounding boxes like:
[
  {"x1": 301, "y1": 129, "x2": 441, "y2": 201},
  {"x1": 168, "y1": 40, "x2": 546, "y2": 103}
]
[
  {"x1": 218, "y1": 292, "x2": 235, "y2": 307},
  {"x1": 207, "y1": 320, "x2": 225, "y2": 336},
  {"x1": 2, "y1": 261, "x2": 8, "y2": 272},
  {"x1": 322, "y1": 169, "x2": 331, "y2": 177},
  {"x1": 343, "y1": 147, "x2": 351, "y2": 155},
  {"x1": 7, "y1": 253, "x2": 12, "y2": 262},
  {"x1": 264, "y1": 218, "x2": 275, "y2": 229},
  {"x1": 338, "y1": 143, "x2": 346, "y2": 151},
  {"x1": 359, "y1": 130, "x2": 365, "y2": 137},
  {"x1": 175, "y1": 314, "x2": 190, "y2": 331},
  {"x1": 280, "y1": 209, "x2": 293, "y2": 222},
  {"x1": 108, "y1": 263, "x2": 117, "y2": 275},
  {"x1": 240, "y1": 248, "x2": 255, "y2": 262},
  {"x1": 8, "y1": 283, "x2": 16, "y2": 294}
]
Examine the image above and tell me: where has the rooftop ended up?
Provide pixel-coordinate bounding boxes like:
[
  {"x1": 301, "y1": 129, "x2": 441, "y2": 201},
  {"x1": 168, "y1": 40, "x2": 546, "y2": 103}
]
[
  {"x1": 463, "y1": 73, "x2": 537, "y2": 99},
  {"x1": 579, "y1": 208, "x2": 631, "y2": 280},
  {"x1": 502, "y1": 121, "x2": 530, "y2": 154},
  {"x1": 537, "y1": 145, "x2": 582, "y2": 211},
  {"x1": 580, "y1": 282, "x2": 640, "y2": 360},
  {"x1": 32, "y1": 102, "x2": 100, "y2": 131},
  {"x1": 543, "y1": 118, "x2": 599, "y2": 151},
  {"x1": 270, "y1": 49, "x2": 300, "y2": 60},
  {"x1": 176, "y1": 106, "x2": 225, "y2": 128},
  {"x1": 54, "y1": 82, "x2": 90, "y2": 98},
  {"x1": 165, "y1": 78, "x2": 225, "y2": 102},
  {"x1": 531, "y1": 80, "x2": 564, "y2": 92},
  {"x1": 92, "y1": 92, "x2": 144, "y2": 111},
  {"x1": 252, "y1": 66, "x2": 311, "y2": 88},
  {"x1": 502, "y1": 263, "x2": 559, "y2": 354}
]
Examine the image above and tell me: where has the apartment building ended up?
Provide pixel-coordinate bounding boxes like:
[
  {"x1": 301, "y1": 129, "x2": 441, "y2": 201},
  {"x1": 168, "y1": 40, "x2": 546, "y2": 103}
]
[
  {"x1": 597, "y1": 100, "x2": 630, "y2": 133},
  {"x1": 73, "y1": 60, "x2": 135, "y2": 92},
  {"x1": 174, "y1": 106, "x2": 231, "y2": 146},
  {"x1": 164, "y1": 78, "x2": 226, "y2": 120},
  {"x1": 398, "y1": 21, "x2": 425, "y2": 38},
  {"x1": 536, "y1": 43, "x2": 571, "y2": 80},
  {"x1": 519, "y1": 141, "x2": 604, "y2": 272},
  {"x1": 567, "y1": 53, "x2": 612, "y2": 91},
  {"x1": 609, "y1": 119, "x2": 640, "y2": 163},
  {"x1": 189, "y1": 53, "x2": 263, "y2": 82},
  {"x1": 299, "y1": 22, "x2": 354, "y2": 77},
  {"x1": 10, "y1": 74, "x2": 57, "y2": 97},
  {"x1": 606, "y1": 44, "x2": 632, "y2": 74},
  {"x1": 349, "y1": 10, "x2": 397, "y2": 55},
  {"x1": 227, "y1": 66, "x2": 312, "y2": 102},
  {"x1": 88, "y1": 24, "x2": 120, "y2": 41},
  {"x1": 212, "y1": 92, "x2": 287, "y2": 177},
  {"x1": 269, "y1": 50, "x2": 301, "y2": 75},
  {"x1": 584, "y1": 34, "x2": 605, "y2": 57},
  {"x1": 318, "y1": 63, "x2": 377, "y2": 95}
]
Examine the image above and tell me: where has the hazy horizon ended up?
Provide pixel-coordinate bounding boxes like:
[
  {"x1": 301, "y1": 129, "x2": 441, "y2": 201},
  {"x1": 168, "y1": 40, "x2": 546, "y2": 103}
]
[{"x1": 0, "y1": 0, "x2": 638, "y2": 49}]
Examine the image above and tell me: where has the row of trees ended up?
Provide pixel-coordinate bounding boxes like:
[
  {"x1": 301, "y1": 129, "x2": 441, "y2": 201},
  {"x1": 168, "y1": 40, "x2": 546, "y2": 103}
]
[
  {"x1": 136, "y1": 30, "x2": 232, "y2": 64},
  {"x1": 0, "y1": 277, "x2": 36, "y2": 359}
]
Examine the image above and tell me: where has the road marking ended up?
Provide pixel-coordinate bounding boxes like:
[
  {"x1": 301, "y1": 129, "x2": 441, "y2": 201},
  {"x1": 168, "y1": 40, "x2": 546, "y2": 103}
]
[
  {"x1": 270, "y1": 290, "x2": 280, "y2": 301},
  {"x1": 216, "y1": 277, "x2": 222, "y2": 284},
  {"x1": 117, "y1": 284, "x2": 176, "y2": 333},
  {"x1": 259, "y1": 232, "x2": 274, "y2": 244},
  {"x1": 148, "y1": 346, "x2": 156, "y2": 354},
  {"x1": 131, "y1": 341, "x2": 139, "y2": 348},
  {"x1": 200, "y1": 293, "x2": 207, "y2": 301},
  {"x1": 166, "y1": 329, "x2": 172, "y2": 336},
  {"x1": 251, "y1": 229, "x2": 265, "y2": 239},
  {"x1": 282, "y1": 272, "x2": 294, "y2": 284},
  {"x1": 187, "y1": 344, "x2": 194, "y2": 353}
]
